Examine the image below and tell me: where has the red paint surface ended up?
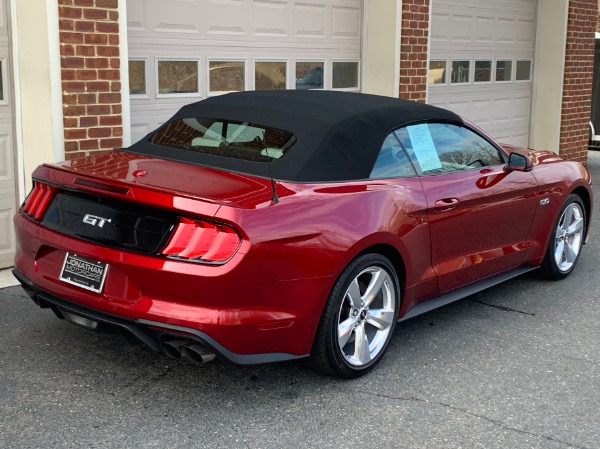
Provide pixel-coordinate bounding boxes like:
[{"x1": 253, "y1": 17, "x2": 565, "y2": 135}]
[{"x1": 13, "y1": 142, "x2": 593, "y2": 358}]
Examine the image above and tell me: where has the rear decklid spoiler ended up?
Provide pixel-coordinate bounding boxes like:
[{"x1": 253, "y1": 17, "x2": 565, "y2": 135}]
[{"x1": 41, "y1": 150, "x2": 275, "y2": 210}]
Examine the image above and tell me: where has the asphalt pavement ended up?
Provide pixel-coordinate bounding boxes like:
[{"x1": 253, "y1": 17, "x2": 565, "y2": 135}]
[{"x1": 1, "y1": 153, "x2": 599, "y2": 449}]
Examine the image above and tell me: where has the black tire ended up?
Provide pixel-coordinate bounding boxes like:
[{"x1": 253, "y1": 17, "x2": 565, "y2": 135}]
[
  {"x1": 310, "y1": 253, "x2": 400, "y2": 379},
  {"x1": 540, "y1": 194, "x2": 586, "y2": 280}
]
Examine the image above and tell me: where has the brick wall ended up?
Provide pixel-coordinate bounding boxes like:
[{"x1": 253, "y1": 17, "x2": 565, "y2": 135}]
[
  {"x1": 58, "y1": 0, "x2": 122, "y2": 160},
  {"x1": 559, "y1": 0, "x2": 596, "y2": 162},
  {"x1": 399, "y1": 0, "x2": 430, "y2": 103}
]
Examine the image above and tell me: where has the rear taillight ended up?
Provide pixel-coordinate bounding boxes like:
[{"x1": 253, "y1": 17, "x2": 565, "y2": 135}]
[
  {"x1": 22, "y1": 181, "x2": 56, "y2": 221},
  {"x1": 161, "y1": 218, "x2": 241, "y2": 264}
]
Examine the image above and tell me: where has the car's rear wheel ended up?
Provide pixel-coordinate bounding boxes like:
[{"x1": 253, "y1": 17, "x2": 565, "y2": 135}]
[
  {"x1": 540, "y1": 194, "x2": 586, "y2": 280},
  {"x1": 310, "y1": 254, "x2": 399, "y2": 378}
]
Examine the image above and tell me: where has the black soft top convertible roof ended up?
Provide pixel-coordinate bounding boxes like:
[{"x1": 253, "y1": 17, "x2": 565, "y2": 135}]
[{"x1": 126, "y1": 90, "x2": 463, "y2": 182}]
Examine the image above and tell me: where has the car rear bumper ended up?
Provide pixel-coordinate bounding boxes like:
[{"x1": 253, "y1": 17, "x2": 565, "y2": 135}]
[
  {"x1": 12, "y1": 268, "x2": 308, "y2": 365},
  {"x1": 13, "y1": 212, "x2": 329, "y2": 361}
]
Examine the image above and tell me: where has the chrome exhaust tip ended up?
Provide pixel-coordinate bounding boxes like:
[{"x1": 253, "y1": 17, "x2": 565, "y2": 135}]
[
  {"x1": 181, "y1": 344, "x2": 216, "y2": 365},
  {"x1": 159, "y1": 339, "x2": 189, "y2": 359}
]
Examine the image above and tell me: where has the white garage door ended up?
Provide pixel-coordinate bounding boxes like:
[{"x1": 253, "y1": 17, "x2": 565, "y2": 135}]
[
  {"x1": 0, "y1": 0, "x2": 17, "y2": 269},
  {"x1": 127, "y1": 0, "x2": 363, "y2": 144},
  {"x1": 428, "y1": 0, "x2": 536, "y2": 147}
]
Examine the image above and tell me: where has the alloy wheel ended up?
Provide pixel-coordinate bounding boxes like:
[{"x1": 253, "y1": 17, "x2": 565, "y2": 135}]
[
  {"x1": 554, "y1": 202, "x2": 584, "y2": 273},
  {"x1": 337, "y1": 266, "x2": 396, "y2": 366}
]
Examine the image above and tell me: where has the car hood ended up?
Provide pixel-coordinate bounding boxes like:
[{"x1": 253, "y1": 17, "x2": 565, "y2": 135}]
[
  {"x1": 49, "y1": 150, "x2": 275, "y2": 209},
  {"x1": 501, "y1": 144, "x2": 563, "y2": 166}
]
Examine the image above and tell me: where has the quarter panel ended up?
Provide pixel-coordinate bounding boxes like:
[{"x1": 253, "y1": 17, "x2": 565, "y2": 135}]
[
  {"x1": 216, "y1": 178, "x2": 435, "y2": 319},
  {"x1": 217, "y1": 179, "x2": 427, "y2": 279}
]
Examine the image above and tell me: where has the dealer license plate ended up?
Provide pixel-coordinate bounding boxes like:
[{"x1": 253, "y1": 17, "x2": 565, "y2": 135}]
[{"x1": 59, "y1": 253, "x2": 108, "y2": 294}]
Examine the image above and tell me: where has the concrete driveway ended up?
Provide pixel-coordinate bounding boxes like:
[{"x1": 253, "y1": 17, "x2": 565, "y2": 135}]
[{"x1": 1, "y1": 153, "x2": 599, "y2": 449}]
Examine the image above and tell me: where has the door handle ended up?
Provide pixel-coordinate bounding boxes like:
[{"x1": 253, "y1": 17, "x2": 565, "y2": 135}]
[{"x1": 434, "y1": 198, "x2": 460, "y2": 209}]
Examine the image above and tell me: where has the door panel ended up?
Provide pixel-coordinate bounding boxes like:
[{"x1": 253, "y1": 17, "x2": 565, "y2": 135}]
[{"x1": 420, "y1": 166, "x2": 538, "y2": 291}]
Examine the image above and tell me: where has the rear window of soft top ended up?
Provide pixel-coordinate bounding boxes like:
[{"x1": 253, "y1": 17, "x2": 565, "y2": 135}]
[{"x1": 149, "y1": 118, "x2": 297, "y2": 162}]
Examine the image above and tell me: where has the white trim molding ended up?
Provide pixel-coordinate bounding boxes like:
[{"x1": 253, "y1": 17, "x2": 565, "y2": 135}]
[
  {"x1": 46, "y1": 0, "x2": 65, "y2": 162},
  {"x1": 9, "y1": 0, "x2": 24, "y2": 202},
  {"x1": 12, "y1": 0, "x2": 64, "y2": 194},
  {"x1": 119, "y1": 0, "x2": 132, "y2": 147},
  {"x1": 364, "y1": 0, "x2": 402, "y2": 97},
  {"x1": 529, "y1": 0, "x2": 570, "y2": 152}
]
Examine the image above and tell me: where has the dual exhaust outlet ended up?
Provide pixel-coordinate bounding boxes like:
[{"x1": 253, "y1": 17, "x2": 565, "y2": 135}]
[{"x1": 160, "y1": 339, "x2": 216, "y2": 365}]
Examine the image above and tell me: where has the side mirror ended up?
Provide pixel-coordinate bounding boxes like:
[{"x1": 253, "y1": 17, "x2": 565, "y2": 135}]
[{"x1": 507, "y1": 152, "x2": 531, "y2": 172}]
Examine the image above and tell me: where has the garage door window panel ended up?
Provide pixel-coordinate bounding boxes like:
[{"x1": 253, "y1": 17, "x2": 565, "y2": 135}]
[
  {"x1": 516, "y1": 60, "x2": 532, "y2": 82},
  {"x1": 394, "y1": 123, "x2": 503, "y2": 175},
  {"x1": 332, "y1": 61, "x2": 359, "y2": 90},
  {"x1": 428, "y1": 1, "x2": 536, "y2": 147},
  {"x1": 451, "y1": 60, "x2": 470, "y2": 84},
  {"x1": 496, "y1": 60, "x2": 513, "y2": 83},
  {"x1": 209, "y1": 60, "x2": 246, "y2": 95},
  {"x1": 474, "y1": 60, "x2": 492, "y2": 84},
  {"x1": 129, "y1": 59, "x2": 147, "y2": 97},
  {"x1": 428, "y1": 60, "x2": 447, "y2": 85},
  {"x1": 370, "y1": 133, "x2": 417, "y2": 179},
  {"x1": 157, "y1": 60, "x2": 200, "y2": 96},
  {"x1": 296, "y1": 61, "x2": 324, "y2": 90},
  {"x1": 254, "y1": 60, "x2": 287, "y2": 90}
]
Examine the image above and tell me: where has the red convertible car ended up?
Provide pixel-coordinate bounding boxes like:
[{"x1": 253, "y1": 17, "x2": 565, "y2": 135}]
[{"x1": 13, "y1": 91, "x2": 592, "y2": 378}]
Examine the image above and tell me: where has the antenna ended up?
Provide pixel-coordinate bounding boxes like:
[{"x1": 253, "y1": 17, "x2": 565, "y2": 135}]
[{"x1": 264, "y1": 146, "x2": 279, "y2": 204}]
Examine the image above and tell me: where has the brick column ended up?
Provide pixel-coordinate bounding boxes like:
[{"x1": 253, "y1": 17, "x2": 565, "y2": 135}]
[
  {"x1": 398, "y1": 0, "x2": 430, "y2": 103},
  {"x1": 58, "y1": 0, "x2": 122, "y2": 160},
  {"x1": 559, "y1": 0, "x2": 597, "y2": 162}
]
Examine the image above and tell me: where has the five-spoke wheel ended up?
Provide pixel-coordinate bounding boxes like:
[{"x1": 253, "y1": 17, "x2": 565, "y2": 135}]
[
  {"x1": 337, "y1": 266, "x2": 396, "y2": 366},
  {"x1": 311, "y1": 254, "x2": 399, "y2": 378},
  {"x1": 541, "y1": 194, "x2": 586, "y2": 280}
]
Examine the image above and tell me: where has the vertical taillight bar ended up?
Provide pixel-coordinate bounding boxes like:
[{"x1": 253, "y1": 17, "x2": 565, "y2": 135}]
[
  {"x1": 23, "y1": 182, "x2": 42, "y2": 214},
  {"x1": 22, "y1": 181, "x2": 56, "y2": 221}
]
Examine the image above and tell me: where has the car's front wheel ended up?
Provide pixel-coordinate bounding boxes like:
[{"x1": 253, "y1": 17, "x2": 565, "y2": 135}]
[
  {"x1": 540, "y1": 194, "x2": 586, "y2": 280},
  {"x1": 310, "y1": 254, "x2": 399, "y2": 378}
]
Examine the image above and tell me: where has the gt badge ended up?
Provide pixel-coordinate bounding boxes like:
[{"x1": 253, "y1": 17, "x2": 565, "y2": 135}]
[
  {"x1": 83, "y1": 214, "x2": 112, "y2": 228},
  {"x1": 540, "y1": 198, "x2": 550, "y2": 206}
]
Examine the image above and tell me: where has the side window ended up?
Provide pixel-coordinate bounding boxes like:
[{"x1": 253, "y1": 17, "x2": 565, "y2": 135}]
[
  {"x1": 394, "y1": 123, "x2": 503, "y2": 175},
  {"x1": 370, "y1": 133, "x2": 417, "y2": 179}
]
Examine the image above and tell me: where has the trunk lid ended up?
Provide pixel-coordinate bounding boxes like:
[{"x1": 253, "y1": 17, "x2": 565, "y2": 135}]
[{"x1": 51, "y1": 150, "x2": 275, "y2": 209}]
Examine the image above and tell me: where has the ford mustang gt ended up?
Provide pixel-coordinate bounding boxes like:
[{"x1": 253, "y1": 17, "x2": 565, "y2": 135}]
[{"x1": 12, "y1": 90, "x2": 592, "y2": 378}]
